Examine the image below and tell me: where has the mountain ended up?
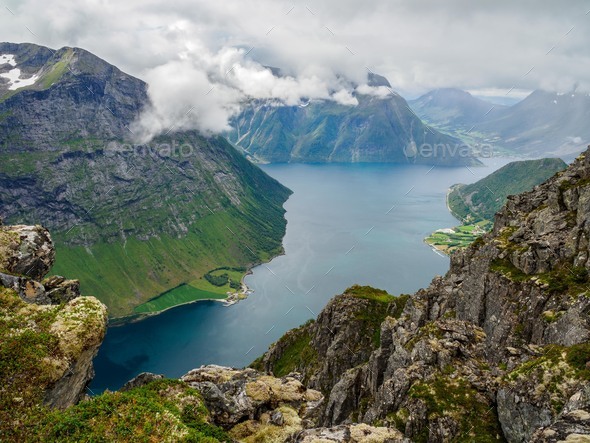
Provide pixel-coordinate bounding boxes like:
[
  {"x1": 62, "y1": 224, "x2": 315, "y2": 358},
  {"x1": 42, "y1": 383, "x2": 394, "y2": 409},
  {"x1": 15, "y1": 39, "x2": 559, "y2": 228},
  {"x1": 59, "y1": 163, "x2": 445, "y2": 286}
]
[
  {"x1": 448, "y1": 157, "x2": 567, "y2": 222},
  {"x1": 477, "y1": 90, "x2": 590, "y2": 157},
  {"x1": 409, "y1": 87, "x2": 506, "y2": 128},
  {"x1": 6, "y1": 148, "x2": 590, "y2": 442},
  {"x1": 0, "y1": 42, "x2": 291, "y2": 317},
  {"x1": 411, "y1": 88, "x2": 590, "y2": 159},
  {"x1": 229, "y1": 80, "x2": 481, "y2": 166},
  {"x1": 256, "y1": 147, "x2": 590, "y2": 441}
]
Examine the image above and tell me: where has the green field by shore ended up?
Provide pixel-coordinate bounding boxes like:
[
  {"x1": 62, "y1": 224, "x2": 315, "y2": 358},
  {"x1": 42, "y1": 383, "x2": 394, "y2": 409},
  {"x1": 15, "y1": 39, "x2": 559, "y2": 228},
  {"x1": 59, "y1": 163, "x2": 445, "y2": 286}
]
[{"x1": 133, "y1": 267, "x2": 247, "y2": 314}]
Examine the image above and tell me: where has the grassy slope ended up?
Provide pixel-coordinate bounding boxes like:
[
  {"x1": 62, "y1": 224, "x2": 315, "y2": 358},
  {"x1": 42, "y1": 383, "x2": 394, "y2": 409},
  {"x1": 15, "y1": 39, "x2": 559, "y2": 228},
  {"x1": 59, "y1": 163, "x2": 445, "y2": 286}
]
[
  {"x1": 51, "y1": 201, "x2": 284, "y2": 318},
  {"x1": 2, "y1": 131, "x2": 290, "y2": 318},
  {"x1": 449, "y1": 158, "x2": 567, "y2": 222}
]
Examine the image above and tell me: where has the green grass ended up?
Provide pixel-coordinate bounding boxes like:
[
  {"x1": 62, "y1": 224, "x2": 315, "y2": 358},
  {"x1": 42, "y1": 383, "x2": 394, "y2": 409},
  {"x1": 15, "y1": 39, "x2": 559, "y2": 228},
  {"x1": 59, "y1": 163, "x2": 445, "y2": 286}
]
[
  {"x1": 449, "y1": 158, "x2": 567, "y2": 223},
  {"x1": 189, "y1": 268, "x2": 246, "y2": 295},
  {"x1": 408, "y1": 375, "x2": 504, "y2": 442},
  {"x1": 39, "y1": 49, "x2": 73, "y2": 89},
  {"x1": 270, "y1": 321, "x2": 319, "y2": 378},
  {"x1": 346, "y1": 285, "x2": 394, "y2": 304},
  {"x1": 50, "y1": 208, "x2": 281, "y2": 318},
  {"x1": 24, "y1": 379, "x2": 230, "y2": 442},
  {"x1": 133, "y1": 284, "x2": 227, "y2": 314},
  {"x1": 425, "y1": 221, "x2": 491, "y2": 255}
]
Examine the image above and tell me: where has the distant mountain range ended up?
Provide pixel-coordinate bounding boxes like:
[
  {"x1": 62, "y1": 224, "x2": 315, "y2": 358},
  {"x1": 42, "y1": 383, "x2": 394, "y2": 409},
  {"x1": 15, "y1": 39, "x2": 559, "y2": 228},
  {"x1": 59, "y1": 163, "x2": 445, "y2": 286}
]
[
  {"x1": 410, "y1": 88, "x2": 590, "y2": 159},
  {"x1": 0, "y1": 42, "x2": 291, "y2": 317},
  {"x1": 229, "y1": 76, "x2": 481, "y2": 166}
]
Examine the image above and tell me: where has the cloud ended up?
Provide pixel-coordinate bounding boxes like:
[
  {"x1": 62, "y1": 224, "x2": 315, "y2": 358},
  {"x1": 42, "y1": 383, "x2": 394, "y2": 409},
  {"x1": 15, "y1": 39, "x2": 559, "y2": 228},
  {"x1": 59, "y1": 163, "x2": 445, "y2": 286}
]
[
  {"x1": 3, "y1": 0, "x2": 590, "y2": 135},
  {"x1": 356, "y1": 84, "x2": 392, "y2": 99},
  {"x1": 131, "y1": 44, "x2": 364, "y2": 138}
]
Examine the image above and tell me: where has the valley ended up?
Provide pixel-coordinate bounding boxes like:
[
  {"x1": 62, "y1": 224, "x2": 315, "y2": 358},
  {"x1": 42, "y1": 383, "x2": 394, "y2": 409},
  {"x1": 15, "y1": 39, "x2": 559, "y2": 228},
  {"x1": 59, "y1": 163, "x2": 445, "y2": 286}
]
[
  {"x1": 2, "y1": 4, "x2": 590, "y2": 437},
  {"x1": 91, "y1": 159, "x2": 512, "y2": 392}
]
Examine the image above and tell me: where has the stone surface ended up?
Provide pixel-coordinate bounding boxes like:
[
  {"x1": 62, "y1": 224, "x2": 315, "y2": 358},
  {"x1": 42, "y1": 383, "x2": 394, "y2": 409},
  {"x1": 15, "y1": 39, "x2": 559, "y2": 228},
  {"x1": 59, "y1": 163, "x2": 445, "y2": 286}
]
[
  {"x1": 0, "y1": 221, "x2": 108, "y2": 412},
  {"x1": 120, "y1": 372, "x2": 165, "y2": 392},
  {"x1": 290, "y1": 423, "x2": 409, "y2": 443},
  {"x1": 0, "y1": 224, "x2": 54, "y2": 280}
]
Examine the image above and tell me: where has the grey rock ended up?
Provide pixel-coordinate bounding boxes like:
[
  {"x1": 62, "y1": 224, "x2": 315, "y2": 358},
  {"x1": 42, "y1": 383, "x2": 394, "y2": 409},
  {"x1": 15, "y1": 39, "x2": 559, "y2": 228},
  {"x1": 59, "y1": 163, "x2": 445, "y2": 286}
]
[
  {"x1": 258, "y1": 149, "x2": 590, "y2": 441},
  {"x1": 120, "y1": 372, "x2": 165, "y2": 392},
  {"x1": 181, "y1": 365, "x2": 323, "y2": 429},
  {"x1": 290, "y1": 423, "x2": 409, "y2": 443},
  {"x1": 42, "y1": 275, "x2": 81, "y2": 303},
  {"x1": 0, "y1": 224, "x2": 54, "y2": 280}
]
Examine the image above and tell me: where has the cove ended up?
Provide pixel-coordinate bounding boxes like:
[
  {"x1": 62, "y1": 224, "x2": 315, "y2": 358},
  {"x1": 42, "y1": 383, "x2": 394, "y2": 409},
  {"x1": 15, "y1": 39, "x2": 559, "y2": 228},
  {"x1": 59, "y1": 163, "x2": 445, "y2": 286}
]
[{"x1": 91, "y1": 158, "x2": 513, "y2": 393}]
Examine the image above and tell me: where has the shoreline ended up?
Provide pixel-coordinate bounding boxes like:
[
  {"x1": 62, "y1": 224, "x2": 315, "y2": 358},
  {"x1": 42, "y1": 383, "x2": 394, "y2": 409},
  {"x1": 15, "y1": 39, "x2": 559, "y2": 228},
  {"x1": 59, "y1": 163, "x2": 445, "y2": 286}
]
[
  {"x1": 424, "y1": 238, "x2": 449, "y2": 257},
  {"x1": 109, "y1": 296, "x2": 230, "y2": 326},
  {"x1": 108, "y1": 251, "x2": 287, "y2": 326}
]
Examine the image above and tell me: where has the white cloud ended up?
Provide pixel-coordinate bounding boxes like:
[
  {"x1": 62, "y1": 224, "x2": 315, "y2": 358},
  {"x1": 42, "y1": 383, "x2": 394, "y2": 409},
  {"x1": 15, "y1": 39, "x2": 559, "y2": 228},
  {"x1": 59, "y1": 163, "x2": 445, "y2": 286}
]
[
  {"x1": 356, "y1": 84, "x2": 392, "y2": 99},
  {"x1": 3, "y1": 0, "x2": 590, "y2": 135}
]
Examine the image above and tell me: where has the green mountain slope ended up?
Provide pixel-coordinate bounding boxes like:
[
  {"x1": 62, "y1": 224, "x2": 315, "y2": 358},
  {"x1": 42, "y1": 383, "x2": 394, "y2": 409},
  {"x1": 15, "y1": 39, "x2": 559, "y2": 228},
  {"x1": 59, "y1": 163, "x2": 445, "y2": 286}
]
[
  {"x1": 229, "y1": 85, "x2": 481, "y2": 166},
  {"x1": 0, "y1": 42, "x2": 291, "y2": 317},
  {"x1": 448, "y1": 158, "x2": 567, "y2": 222}
]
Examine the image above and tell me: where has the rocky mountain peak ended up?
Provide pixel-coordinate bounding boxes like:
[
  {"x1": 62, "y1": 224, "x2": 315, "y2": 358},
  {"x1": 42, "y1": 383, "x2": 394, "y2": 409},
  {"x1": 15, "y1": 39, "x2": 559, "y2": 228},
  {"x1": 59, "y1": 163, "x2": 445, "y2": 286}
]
[{"x1": 259, "y1": 147, "x2": 590, "y2": 442}]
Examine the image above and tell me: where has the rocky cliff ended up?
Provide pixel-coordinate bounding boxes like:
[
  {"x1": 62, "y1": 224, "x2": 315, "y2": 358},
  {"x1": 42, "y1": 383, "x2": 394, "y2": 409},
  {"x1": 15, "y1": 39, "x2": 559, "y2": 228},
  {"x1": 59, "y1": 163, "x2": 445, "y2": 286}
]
[
  {"x1": 4, "y1": 153, "x2": 590, "y2": 441},
  {"x1": 0, "y1": 219, "x2": 107, "y2": 440},
  {"x1": 258, "y1": 148, "x2": 590, "y2": 442}
]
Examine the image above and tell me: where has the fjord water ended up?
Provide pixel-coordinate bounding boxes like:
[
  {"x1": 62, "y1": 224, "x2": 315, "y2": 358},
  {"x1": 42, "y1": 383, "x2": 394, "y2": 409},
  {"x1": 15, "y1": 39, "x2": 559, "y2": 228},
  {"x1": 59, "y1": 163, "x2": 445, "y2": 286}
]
[{"x1": 91, "y1": 159, "x2": 512, "y2": 392}]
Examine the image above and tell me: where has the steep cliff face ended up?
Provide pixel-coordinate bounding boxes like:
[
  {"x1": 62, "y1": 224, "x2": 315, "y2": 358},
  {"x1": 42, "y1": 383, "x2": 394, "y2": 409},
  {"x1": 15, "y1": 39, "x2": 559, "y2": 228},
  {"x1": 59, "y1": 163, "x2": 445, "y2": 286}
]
[
  {"x1": 0, "y1": 220, "x2": 107, "y2": 439},
  {"x1": 229, "y1": 90, "x2": 481, "y2": 166},
  {"x1": 0, "y1": 42, "x2": 291, "y2": 316},
  {"x1": 259, "y1": 148, "x2": 590, "y2": 442}
]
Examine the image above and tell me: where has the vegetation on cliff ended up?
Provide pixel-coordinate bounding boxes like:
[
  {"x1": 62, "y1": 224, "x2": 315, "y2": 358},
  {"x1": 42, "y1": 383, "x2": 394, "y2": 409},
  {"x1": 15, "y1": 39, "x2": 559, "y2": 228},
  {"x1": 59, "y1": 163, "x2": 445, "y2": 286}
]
[
  {"x1": 426, "y1": 157, "x2": 567, "y2": 255},
  {"x1": 0, "y1": 43, "x2": 291, "y2": 317}
]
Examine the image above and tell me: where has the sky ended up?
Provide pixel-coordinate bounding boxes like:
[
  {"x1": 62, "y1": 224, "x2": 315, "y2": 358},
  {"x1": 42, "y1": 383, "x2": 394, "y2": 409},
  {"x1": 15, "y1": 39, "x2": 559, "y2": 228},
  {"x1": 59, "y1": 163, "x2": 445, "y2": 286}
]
[{"x1": 3, "y1": 0, "x2": 590, "y2": 134}]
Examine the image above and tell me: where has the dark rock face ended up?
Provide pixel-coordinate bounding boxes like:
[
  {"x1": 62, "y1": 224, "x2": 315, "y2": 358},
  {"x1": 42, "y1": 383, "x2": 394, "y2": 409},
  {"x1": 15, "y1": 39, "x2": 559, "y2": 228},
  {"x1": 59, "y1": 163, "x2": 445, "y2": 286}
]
[
  {"x1": 260, "y1": 148, "x2": 590, "y2": 442},
  {"x1": 0, "y1": 42, "x2": 291, "y2": 316},
  {"x1": 259, "y1": 292, "x2": 397, "y2": 395},
  {"x1": 0, "y1": 44, "x2": 146, "y2": 151},
  {"x1": 0, "y1": 223, "x2": 82, "y2": 304}
]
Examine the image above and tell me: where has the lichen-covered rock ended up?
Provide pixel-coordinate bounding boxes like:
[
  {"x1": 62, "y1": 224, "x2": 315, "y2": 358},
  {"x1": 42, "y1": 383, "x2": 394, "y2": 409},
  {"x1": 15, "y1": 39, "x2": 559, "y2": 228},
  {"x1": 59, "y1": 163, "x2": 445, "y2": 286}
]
[
  {"x1": 182, "y1": 365, "x2": 323, "y2": 440},
  {"x1": 0, "y1": 224, "x2": 54, "y2": 280},
  {"x1": 257, "y1": 287, "x2": 408, "y2": 397},
  {"x1": 42, "y1": 275, "x2": 81, "y2": 303},
  {"x1": 0, "y1": 285, "x2": 107, "y2": 439},
  {"x1": 290, "y1": 423, "x2": 408, "y2": 443},
  {"x1": 182, "y1": 365, "x2": 323, "y2": 426}
]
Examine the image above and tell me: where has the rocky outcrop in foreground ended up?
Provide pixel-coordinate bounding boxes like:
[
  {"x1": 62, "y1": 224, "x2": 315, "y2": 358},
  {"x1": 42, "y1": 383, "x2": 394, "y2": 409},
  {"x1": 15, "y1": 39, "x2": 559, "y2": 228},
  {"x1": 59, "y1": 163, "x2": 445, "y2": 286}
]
[
  {"x1": 259, "y1": 149, "x2": 590, "y2": 442},
  {"x1": 0, "y1": 220, "x2": 107, "y2": 438}
]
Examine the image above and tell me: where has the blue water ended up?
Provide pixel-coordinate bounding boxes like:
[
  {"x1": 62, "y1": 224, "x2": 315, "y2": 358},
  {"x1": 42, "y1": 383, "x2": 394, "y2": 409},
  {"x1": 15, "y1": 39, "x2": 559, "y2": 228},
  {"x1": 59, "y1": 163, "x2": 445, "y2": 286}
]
[{"x1": 91, "y1": 159, "x2": 512, "y2": 392}]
